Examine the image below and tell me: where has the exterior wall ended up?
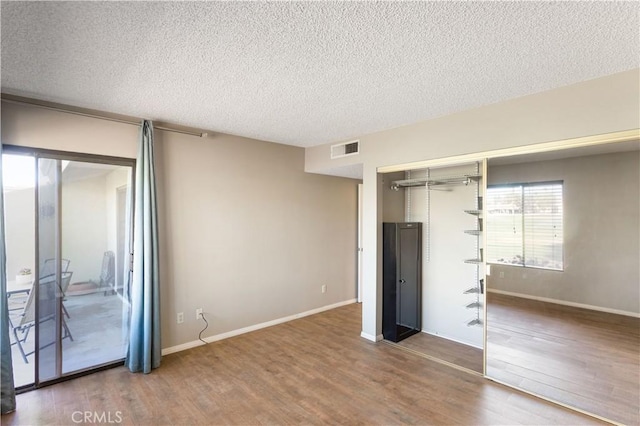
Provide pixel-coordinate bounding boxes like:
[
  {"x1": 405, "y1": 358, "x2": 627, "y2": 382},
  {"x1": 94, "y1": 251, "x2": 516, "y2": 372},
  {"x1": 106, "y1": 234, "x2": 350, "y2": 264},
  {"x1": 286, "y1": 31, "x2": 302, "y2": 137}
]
[
  {"x1": 61, "y1": 174, "x2": 108, "y2": 283},
  {"x1": 4, "y1": 187, "x2": 35, "y2": 279}
]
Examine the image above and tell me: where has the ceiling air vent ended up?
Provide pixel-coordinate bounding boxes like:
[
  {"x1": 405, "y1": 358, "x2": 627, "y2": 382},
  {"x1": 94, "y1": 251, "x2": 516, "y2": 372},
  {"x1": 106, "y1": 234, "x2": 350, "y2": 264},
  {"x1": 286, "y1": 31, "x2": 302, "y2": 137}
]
[{"x1": 331, "y1": 140, "x2": 360, "y2": 159}]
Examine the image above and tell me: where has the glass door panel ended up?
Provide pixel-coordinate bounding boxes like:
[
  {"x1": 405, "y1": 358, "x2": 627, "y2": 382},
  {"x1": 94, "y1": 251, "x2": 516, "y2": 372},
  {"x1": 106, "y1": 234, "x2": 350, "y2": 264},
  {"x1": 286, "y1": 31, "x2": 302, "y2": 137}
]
[
  {"x1": 3, "y1": 149, "x2": 133, "y2": 388},
  {"x1": 36, "y1": 157, "x2": 62, "y2": 383},
  {"x1": 3, "y1": 153, "x2": 36, "y2": 387},
  {"x1": 59, "y1": 160, "x2": 132, "y2": 374}
]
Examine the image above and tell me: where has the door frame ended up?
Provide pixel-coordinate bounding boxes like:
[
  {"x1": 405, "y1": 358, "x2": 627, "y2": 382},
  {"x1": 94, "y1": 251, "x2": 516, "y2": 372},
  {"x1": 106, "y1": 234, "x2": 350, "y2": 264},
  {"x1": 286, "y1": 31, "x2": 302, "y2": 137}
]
[
  {"x1": 3, "y1": 144, "x2": 135, "y2": 391},
  {"x1": 357, "y1": 183, "x2": 363, "y2": 303}
]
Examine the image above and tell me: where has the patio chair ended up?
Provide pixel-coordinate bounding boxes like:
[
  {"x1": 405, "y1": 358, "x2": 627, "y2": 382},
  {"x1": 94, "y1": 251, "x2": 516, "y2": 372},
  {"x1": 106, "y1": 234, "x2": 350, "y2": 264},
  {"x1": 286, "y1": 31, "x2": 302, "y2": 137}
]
[
  {"x1": 40, "y1": 258, "x2": 71, "y2": 278},
  {"x1": 9, "y1": 277, "x2": 74, "y2": 364},
  {"x1": 39, "y1": 271, "x2": 74, "y2": 318},
  {"x1": 100, "y1": 251, "x2": 116, "y2": 295},
  {"x1": 60, "y1": 272, "x2": 73, "y2": 318}
]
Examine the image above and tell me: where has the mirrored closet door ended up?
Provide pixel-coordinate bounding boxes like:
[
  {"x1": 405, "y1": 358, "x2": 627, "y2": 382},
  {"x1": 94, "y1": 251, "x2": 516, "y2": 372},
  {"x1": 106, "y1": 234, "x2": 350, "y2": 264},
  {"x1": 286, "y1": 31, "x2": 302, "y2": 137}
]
[{"x1": 484, "y1": 139, "x2": 640, "y2": 425}]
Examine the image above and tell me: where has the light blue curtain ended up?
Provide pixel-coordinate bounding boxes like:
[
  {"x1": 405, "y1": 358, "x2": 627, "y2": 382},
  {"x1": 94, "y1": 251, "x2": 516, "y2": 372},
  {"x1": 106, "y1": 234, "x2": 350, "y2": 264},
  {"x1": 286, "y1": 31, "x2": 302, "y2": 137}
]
[
  {"x1": 0, "y1": 142, "x2": 17, "y2": 413},
  {"x1": 125, "y1": 120, "x2": 161, "y2": 373}
]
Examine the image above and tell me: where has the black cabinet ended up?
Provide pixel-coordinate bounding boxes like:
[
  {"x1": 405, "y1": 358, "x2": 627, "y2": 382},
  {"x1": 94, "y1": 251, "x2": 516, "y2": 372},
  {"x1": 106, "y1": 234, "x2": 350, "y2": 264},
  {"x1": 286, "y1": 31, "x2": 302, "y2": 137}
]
[{"x1": 383, "y1": 222, "x2": 422, "y2": 342}]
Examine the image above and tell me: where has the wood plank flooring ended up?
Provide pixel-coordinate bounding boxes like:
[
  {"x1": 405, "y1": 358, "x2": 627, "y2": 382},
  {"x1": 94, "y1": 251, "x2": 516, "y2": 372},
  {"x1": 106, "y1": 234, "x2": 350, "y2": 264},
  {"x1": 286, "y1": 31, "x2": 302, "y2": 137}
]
[
  {"x1": 2, "y1": 303, "x2": 602, "y2": 425},
  {"x1": 487, "y1": 292, "x2": 640, "y2": 426},
  {"x1": 396, "y1": 332, "x2": 483, "y2": 373}
]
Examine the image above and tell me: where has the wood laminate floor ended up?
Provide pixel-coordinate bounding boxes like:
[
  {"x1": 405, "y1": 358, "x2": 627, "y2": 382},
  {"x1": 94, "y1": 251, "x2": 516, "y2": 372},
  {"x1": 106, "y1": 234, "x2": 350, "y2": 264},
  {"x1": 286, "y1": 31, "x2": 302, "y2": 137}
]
[
  {"x1": 2, "y1": 303, "x2": 602, "y2": 425},
  {"x1": 487, "y1": 292, "x2": 640, "y2": 426},
  {"x1": 396, "y1": 332, "x2": 483, "y2": 374}
]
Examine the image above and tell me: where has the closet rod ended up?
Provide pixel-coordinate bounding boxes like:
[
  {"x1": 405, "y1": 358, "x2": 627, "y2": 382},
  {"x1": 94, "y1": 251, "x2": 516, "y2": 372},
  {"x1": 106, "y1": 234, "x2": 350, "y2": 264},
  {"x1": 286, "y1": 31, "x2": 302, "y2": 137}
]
[
  {"x1": 391, "y1": 174, "x2": 481, "y2": 191},
  {"x1": 1, "y1": 94, "x2": 207, "y2": 138}
]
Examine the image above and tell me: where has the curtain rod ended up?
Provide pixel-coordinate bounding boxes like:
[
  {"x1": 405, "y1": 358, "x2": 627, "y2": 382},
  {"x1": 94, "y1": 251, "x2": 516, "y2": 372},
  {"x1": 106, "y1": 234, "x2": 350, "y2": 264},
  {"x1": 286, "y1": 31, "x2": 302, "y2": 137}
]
[{"x1": 1, "y1": 94, "x2": 208, "y2": 138}]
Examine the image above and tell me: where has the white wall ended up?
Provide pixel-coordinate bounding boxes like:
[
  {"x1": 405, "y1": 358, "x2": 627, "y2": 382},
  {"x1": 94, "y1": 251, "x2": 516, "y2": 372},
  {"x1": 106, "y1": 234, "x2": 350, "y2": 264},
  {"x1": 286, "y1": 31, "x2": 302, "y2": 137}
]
[
  {"x1": 394, "y1": 164, "x2": 483, "y2": 347},
  {"x1": 3, "y1": 161, "x2": 131, "y2": 286},
  {"x1": 305, "y1": 69, "x2": 640, "y2": 339},
  {"x1": 105, "y1": 168, "x2": 130, "y2": 257},
  {"x1": 105, "y1": 167, "x2": 132, "y2": 289},
  {"x1": 4, "y1": 187, "x2": 35, "y2": 279},
  {"x1": 61, "y1": 174, "x2": 109, "y2": 283},
  {"x1": 487, "y1": 151, "x2": 640, "y2": 314},
  {"x1": 2, "y1": 101, "x2": 360, "y2": 350},
  {"x1": 61, "y1": 167, "x2": 131, "y2": 285}
]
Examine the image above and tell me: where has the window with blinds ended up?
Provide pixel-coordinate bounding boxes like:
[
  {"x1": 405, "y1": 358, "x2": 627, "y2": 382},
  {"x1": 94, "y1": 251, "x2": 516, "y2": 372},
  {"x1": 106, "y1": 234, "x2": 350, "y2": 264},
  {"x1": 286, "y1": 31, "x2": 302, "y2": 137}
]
[{"x1": 486, "y1": 182, "x2": 563, "y2": 271}]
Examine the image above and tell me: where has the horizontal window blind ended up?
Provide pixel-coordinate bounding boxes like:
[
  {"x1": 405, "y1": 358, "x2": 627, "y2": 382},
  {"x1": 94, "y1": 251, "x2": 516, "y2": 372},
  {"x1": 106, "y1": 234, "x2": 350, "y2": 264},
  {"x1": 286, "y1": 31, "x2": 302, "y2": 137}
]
[
  {"x1": 486, "y1": 185, "x2": 523, "y2": 265},
  {"x1": 486, "y1": 182, "x2": 563, "y2": 270}
]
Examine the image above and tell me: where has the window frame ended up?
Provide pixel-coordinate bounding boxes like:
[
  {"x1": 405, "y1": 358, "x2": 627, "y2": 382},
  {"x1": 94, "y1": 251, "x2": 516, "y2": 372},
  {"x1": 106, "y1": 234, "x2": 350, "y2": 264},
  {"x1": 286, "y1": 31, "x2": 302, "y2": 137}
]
[{"x1": 486, "y1": 180, "x2": 564, "y2": 272}]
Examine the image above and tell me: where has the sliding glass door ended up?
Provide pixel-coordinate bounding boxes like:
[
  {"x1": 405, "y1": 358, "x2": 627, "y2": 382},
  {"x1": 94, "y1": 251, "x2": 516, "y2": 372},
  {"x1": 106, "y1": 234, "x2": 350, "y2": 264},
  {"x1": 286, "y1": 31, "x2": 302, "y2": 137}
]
[
  {"x1": 3, "y1": 148, "x2": 134, "y2": 388},
  {"x1": 35, "y1": 157, "x2": 61, "y2": 382}
]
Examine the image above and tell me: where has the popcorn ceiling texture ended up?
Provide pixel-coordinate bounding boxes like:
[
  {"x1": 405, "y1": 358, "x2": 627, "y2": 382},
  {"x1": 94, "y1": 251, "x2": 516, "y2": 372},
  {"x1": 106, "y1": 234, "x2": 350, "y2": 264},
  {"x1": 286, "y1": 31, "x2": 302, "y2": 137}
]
[{"x1": 1, "y1": 2, "x2": 638, "y2": 147}]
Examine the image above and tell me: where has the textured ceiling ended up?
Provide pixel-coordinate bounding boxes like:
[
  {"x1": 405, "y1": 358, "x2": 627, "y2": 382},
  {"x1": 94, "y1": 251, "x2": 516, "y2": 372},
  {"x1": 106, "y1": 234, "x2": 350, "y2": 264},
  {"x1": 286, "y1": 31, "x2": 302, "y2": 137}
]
[{"x1": 2, "y1": 2, "x2": 638, "y2": 148}]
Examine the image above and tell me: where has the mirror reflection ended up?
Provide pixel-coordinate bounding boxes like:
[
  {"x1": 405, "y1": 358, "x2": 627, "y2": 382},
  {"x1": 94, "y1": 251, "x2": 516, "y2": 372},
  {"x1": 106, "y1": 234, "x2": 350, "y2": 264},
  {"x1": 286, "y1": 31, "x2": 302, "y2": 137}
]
[{"x1": 485, "y1": 140, "x2": 640, "y2": 425}]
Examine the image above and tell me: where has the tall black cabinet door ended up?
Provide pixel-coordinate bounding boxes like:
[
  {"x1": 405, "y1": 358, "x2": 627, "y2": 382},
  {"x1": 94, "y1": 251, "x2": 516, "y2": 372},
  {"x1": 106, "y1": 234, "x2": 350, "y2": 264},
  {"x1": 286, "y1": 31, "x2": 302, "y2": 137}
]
[
  {"x1": 398, "y1": 225, "x2": 420, "y2": 329},
  {"x1": 383, "y1": 222, "x2": 422, "y2": 342}
]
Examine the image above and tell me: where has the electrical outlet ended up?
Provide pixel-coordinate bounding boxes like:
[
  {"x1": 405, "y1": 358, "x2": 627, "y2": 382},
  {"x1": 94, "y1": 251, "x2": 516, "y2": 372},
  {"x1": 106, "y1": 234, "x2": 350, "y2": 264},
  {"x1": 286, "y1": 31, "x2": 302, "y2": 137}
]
[
  {"x1": 177, "y1": 312, "x2": 184, "y2": 324},
  {"x1": 499, "y1": 271, "x2": 505, "y2": 278},
  {"x1": 196, "y1": 308, "x2": 203, "y2": 320},
  {"x1": 321, "y1": 285, "x2": 327, "y2": 293}
]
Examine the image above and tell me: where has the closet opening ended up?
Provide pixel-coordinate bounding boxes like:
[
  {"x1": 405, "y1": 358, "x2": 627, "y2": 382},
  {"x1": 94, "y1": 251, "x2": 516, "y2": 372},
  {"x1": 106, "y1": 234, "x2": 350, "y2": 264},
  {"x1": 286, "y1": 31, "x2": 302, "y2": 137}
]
[{"x1": 380, "y1": 161, "x2": 487, "y2": 374}]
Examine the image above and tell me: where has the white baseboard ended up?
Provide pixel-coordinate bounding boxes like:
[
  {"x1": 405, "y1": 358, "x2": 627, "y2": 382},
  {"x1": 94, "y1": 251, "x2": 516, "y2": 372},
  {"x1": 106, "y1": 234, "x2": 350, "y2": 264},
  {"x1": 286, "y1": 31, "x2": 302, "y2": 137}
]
[
  {"x1": 488, "y1": 288, "x2": 640, "y2": 318},
  {"x1": 360, "y1": 331, "x2": 383, "y2": 342},
  {"x1": 162, "y1": 298, "x2": 357, "y2": 356}
]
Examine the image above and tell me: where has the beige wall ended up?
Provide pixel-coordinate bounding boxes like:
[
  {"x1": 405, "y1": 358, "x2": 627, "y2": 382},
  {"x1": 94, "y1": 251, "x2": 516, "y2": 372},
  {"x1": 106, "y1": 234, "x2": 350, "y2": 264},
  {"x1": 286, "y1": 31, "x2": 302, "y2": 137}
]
[
  {"x1": 487, "y1": 151, "x2": 640, "y2": 314},
  {"x1": 1, "y1": 102, "x2": 138, "y2": 158},
  {"x1": 2, "y1": 101, "x2": 359, "y2": 349},
  {"x1": 304, "y1": 69, "x2": 640, "y2": 339},
  {"x1": 382, "y1": 171, "x2": 405, "y2": 222},
  {"x1": 155, "y1": 131, "x2": 358, "y2": 347},
  {"x1": 305, "y1": 70, "x2": 640, "y2": 173}
]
